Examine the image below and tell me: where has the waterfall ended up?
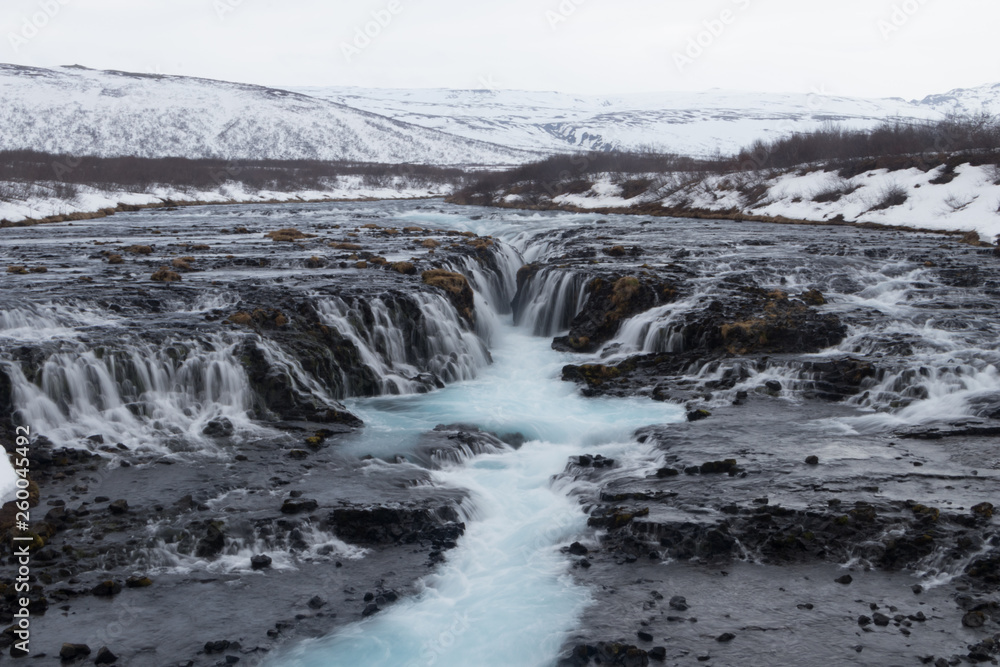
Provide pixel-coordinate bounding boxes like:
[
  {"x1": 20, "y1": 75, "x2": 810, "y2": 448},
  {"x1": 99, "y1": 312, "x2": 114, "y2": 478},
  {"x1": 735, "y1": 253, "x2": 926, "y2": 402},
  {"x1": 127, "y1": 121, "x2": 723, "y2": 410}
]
[
  {"x1": 513, "y1": 268, "x2": 590, "y2": 337},
  {"x1": 5, "y1": 336, "x2": 255, "y2": 452}
]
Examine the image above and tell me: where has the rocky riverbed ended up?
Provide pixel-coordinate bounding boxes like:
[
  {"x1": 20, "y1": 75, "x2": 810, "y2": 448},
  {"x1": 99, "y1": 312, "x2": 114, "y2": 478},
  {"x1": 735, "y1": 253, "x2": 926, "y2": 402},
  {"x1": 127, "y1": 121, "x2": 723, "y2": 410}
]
[{"x1": 1, "y1": 201, "x2": 998, "y2": 666}]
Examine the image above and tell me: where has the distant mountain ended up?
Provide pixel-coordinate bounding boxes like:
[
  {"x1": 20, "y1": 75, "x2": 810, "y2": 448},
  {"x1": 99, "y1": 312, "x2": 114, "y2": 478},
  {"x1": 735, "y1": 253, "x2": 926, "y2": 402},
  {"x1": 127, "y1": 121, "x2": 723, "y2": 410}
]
[
  {"x1": 0, "y1": 65, "x2": 530, "y2": 166},
  {"x1": 294, "y1": 86, "x2": 948, "y2": 157},
  {"x1": 914, "y1": 82, "x2": 1000, "y2": 116}
]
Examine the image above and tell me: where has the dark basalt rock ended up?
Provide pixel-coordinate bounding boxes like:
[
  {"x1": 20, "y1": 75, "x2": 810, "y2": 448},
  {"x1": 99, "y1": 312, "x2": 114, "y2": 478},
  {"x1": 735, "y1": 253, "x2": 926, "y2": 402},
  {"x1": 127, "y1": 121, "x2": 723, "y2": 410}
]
[
  {"x1": 553, "y1": 275, "x2": 678, "y2": 353},
  {"x1": 326, "y1": 505, "x2": 465, "y2": 547},
  {"x1": 59, "y1": 643, "x2": 91, "y2": 661}
]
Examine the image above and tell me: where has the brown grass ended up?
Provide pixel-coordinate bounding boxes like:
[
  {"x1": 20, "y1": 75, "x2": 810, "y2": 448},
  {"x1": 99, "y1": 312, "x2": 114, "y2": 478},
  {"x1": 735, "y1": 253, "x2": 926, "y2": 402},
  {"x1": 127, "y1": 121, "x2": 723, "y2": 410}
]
[
  {"x1": 107, "y1": 254, "x2": 124, "y2": 265},
  {"x1": 6, "y1": 265, "x2": 28, "y2": 274},
  {"x1": 29, "y1": 266, "x2": 47, "y2": 273},
  {"x1": 125, "y1": 245, "x2": 153, "y2": 254},
  {"x1": 422, "y1": 269, "x2": 468, "y2": 295},
  {"x1": 171, "y1": 257, "x2": 194, "y2": 271},
  {"x1": 266, "y1": 228, "x2": 316, "y2": 242},
  {"x1": 227, "y1": 312, "x2": 253, "y2": 326},
  {"x1": 391, "y1": 262, "x2": 416, "y2": 275},
  {"x1": 611, "y1": 277, "x2": 640, "y2": 307},
  {"x1": 421, "y1": 239, "x2": 441, "y2": 249},
  {"x1": 151, "y1": 266, "x2": 182, "y2": 282}
]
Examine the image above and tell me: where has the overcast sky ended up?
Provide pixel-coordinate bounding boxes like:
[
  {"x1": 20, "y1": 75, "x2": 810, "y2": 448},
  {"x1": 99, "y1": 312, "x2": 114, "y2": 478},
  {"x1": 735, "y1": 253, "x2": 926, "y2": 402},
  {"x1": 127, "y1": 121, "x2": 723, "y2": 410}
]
[{"x1": 4, "y1": 0, "x2": 997, "y2": 99}]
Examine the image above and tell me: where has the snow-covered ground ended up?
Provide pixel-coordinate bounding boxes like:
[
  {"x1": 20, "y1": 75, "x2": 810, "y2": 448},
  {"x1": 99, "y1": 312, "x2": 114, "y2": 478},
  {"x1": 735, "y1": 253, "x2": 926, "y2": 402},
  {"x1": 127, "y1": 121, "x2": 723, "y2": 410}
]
[
  {"x1": 0, "y1": 64, "x2": 529, "y2": 165},
  {"x1": 296, "y1": 85, "x2": 947, "y2": 157},
  {"x1": 542, "y1": 163, "x2": 1000, "y2": 240},
  {"x1": 0, "y1": 176, "x2": 454, "y2": 224}
]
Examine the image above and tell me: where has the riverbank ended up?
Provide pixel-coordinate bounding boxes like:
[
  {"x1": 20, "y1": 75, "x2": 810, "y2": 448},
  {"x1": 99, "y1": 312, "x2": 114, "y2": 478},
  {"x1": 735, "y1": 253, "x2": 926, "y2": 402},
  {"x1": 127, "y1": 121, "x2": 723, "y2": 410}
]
[
  {"x1": 450, "y1": 161, "x2": 1000, "y2": 243},
  {"x1": 0, "y1": 177, "x2": 454, "y2": 227}
]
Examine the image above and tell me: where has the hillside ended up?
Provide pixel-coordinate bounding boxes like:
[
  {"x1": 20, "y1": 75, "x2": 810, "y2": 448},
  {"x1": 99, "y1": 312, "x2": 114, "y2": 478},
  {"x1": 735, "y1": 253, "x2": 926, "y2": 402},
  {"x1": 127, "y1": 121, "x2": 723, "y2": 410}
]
[
  {"x1": 0, "y1": 65, "x2": 530, "y2": 166},
  {"x1": 296, "y1": 86, "x2": 946, "y2": 157}
]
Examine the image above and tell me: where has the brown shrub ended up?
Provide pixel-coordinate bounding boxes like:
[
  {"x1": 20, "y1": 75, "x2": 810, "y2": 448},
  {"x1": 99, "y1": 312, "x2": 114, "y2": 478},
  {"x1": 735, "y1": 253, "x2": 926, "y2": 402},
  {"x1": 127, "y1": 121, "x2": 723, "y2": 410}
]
[
  {"x1": 604, "y1": 245, "x2": 627, "y2": 257},
  {"x1": 266, "y1": 228, "x2": 316, "y2": 242},
  {"x1": 151, "y1": 266, "x2": 182, "y2": 282},
  {"x1": 172, "y1": 257, "x2": 194, "y2": 271},
  {"x1": 125, "y1": 245, "x2": 153, "y2": 254},
  {"x1": 107, "y1": 254, "x2": 124, "y2": 265},
  {"x1": 369, "y1": 256, "x2": 388, "y2": 266},
  {"x1": 227, "y1": 312, "x2": 253, "y2": 326},
  {"x1": 29, "y1": 266, "x2": 47, "y2": 273},
  {"x1": 421, "y1": 239, "x2": 441, "y2": 249},
  {"x1": 391, "y1": 262, "x2": 416, "y2": 275}
]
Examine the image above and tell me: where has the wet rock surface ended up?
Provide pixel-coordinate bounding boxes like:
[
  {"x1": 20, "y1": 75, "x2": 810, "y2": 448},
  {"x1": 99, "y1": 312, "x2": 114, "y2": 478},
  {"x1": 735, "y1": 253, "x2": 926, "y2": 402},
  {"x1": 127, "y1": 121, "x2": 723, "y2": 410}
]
[
  {"x1": 0, "y1": 202, "x2": 505, "y2": 665},
  {"x1": 3, "y1": 201, "x2": 1000, "y2": 665}
]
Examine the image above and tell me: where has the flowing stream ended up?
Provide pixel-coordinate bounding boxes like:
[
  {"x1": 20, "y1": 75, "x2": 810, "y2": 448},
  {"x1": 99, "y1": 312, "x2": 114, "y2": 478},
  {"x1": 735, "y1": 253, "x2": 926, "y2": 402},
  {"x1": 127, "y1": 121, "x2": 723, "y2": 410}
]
[
  {"x1": 273, "y1": 326, "x2": 682, "y2": 667},
  {"x1": 2, "y1": 200, "x2": 999, "y2": 665}
]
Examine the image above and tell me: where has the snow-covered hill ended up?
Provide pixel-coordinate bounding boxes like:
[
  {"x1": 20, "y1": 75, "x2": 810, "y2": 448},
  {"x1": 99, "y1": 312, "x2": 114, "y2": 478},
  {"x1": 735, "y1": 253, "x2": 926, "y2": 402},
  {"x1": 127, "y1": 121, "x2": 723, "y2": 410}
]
[
  {"x1": 915, "y1": 82, "x2": 1000, "y2": 117},
  {"x1": 0, "y1": 65, "x2": 530, "y2": 166},
  {"x1": 295, "y1": 86, "x2": 948, "y2": 157}
]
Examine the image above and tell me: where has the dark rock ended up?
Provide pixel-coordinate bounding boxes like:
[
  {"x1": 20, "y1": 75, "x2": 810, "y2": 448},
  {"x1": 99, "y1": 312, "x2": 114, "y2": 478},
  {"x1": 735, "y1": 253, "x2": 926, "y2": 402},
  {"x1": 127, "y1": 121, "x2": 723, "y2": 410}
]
[
  {"x1": 59, "y1": 643, "x2": 91, "y2": 661},
  {"x1": 202, "y1": 417, "x2": 234, "y2": 437},
  {"x1": 107, "y1": 499, "x2": 129, "y2": 515},
  {"x1": 204, "y1": 640, "x2": 231, "y2": 653},
  {"x1": 327, "y1": 505, "x2": 465, "y2": 546},
  {"x1": 835, "y1": 574, "x2": 853, "y2": 585},
  {"x1": 700, "y1": 459, "x2": 738, "y2": 474},
  {"x1": 805, "y1": 455, "x2": 819, "y2": 465},
  {"x1": 307, "y1": 596, "x2": 326, "y2": 610},
  {"x1": 765, "y1": 380, "x2": 783, "y2": 393},
  {"x1": 858, "y1": 615, "x2": 872, "y2": 627},
  {"x1": 637, "y1": 631, "x2": 653, "y2": 642},
  {"x1": 251, "y1": 554, "x2": 273, "y2": 570},
  {"x1": 94, "y1": 647, "x2": 118, "y2": 664},
  {"x1": 362, "y1": 603, "x2": 380, "y2": 617},
  {"x1": 962, "y1": 611, "x2": 986, "y2": 628},
  {"x1": 195, "y1": 521, "x2": 227, "y2": 558},
  {"x1": 568, "y1": 542, "x2": 589, "y2": 556},
  {"x1": 669, "y1": 596, "x2": 689, "y2": 611},
  {"x1": 281, "y1": 499, "x2": 319, "y2": 514},
  {"x1": 125, "y1": 576, "x2": 153, "y2": 588},
  {"x1": 91, "y1": 580, "x2": 122, "y2": 597},
  {"x1": 687, "y1": 410, "x2": 711, "y2": 422},
  {"x1": 552, "y1": 275, "x2": 677, "y2": 352},
  {"x1": 648, "y1": 646, "x2": 667, "y2": 662},
  {"x1": 872, "y1": 612, "x2": 891, "y2": 626},
  {"x1": 717, "y1": 633, "x2": 736, "y2": 642},
  {"x1": 655, "y1": 467, "x2": 679, "y2": 478}
]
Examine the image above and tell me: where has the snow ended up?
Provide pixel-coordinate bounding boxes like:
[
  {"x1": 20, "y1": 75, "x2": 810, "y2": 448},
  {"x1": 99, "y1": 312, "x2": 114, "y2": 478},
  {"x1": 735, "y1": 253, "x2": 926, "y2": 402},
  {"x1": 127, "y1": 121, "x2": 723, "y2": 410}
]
[
  {"x1": 550, "y1": 164, "x2": 1000, "y2": 240},
  {"x1": 0, "y1": 176, "x2": 455, "y2": 224},
  {"x1": 0, "y1": 65, "x2": 530, "y2": 166},
  {"x1": 295, "y1": 85, "x2": 947, "y2": 157}
]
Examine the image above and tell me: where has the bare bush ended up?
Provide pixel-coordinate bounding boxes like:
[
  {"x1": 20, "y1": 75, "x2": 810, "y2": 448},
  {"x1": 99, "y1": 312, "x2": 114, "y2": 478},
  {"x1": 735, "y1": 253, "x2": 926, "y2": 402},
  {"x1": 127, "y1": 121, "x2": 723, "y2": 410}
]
[{"x1": 870, "y1": 183, "x2": 909, "y2": 211}]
